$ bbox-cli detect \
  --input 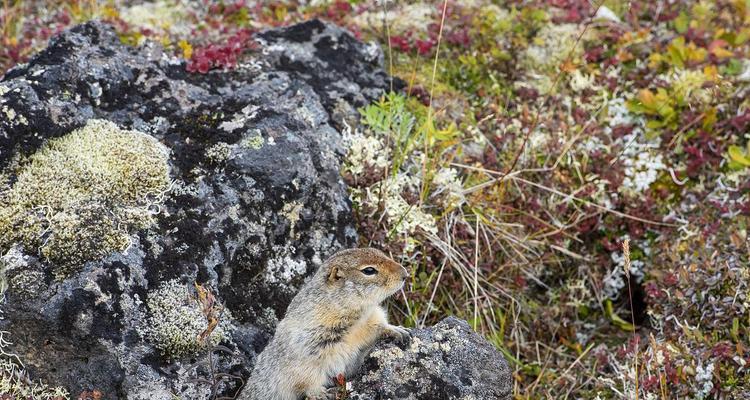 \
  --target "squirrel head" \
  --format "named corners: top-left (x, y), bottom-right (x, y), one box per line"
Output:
top-left (319, 248), bottom-right (408, 306)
